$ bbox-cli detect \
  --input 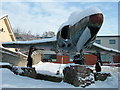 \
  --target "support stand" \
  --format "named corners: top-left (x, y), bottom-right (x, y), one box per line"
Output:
top-left (27, 46), bottom-right (35, 68)
top-left (56, 56), bottom-right (64, 75)
top-left (95, 52), bottom-right (103, 72)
